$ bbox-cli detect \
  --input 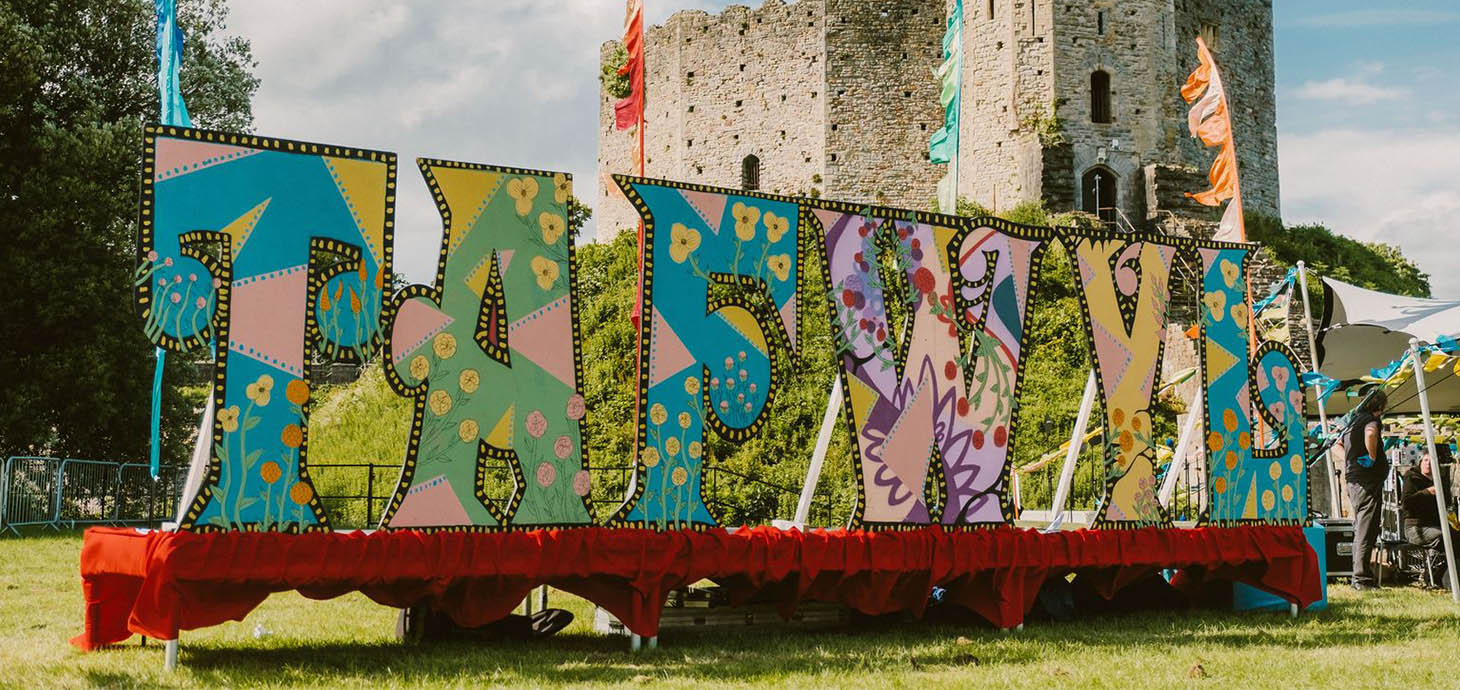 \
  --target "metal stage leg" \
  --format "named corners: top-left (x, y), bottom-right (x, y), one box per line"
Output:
top-left (164, 638), bottom-right (178, 671)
